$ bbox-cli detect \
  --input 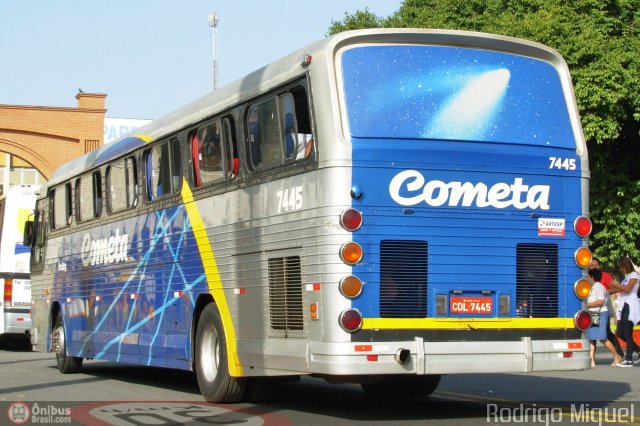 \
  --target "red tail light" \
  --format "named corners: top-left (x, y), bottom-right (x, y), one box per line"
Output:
top-left (574, 216), bottom-right (592, 237)
top-left (574, 310), bottom-right (592, 331)
top-left (339, 309), bottom-right (362, 332)
top-left (340, 209), bottom-right (363, 231)
top-left (3, 279), bottom-right (13, 303)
